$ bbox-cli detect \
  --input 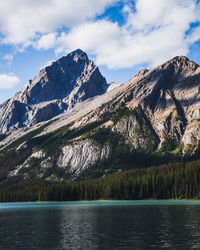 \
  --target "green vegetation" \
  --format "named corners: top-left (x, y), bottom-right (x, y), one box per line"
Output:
top-left (111, 106), bottom-right (132, 124)
top-left (1, 160), bottom-right (200, 202)
top-left (0, 117), bottom-right (107, 182)
top-left (0, 104), bottom-right (199, 193)
top-left (185, 144), bottom-right (194, 153)
top-left (86, 126), bottom-right (123, 146)
top-left (160, 135), bottom-right (179, 152)
top-left (0, 106), bottom-right (144, 181)
top-left (99, 105), bottom-right (134, 125)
